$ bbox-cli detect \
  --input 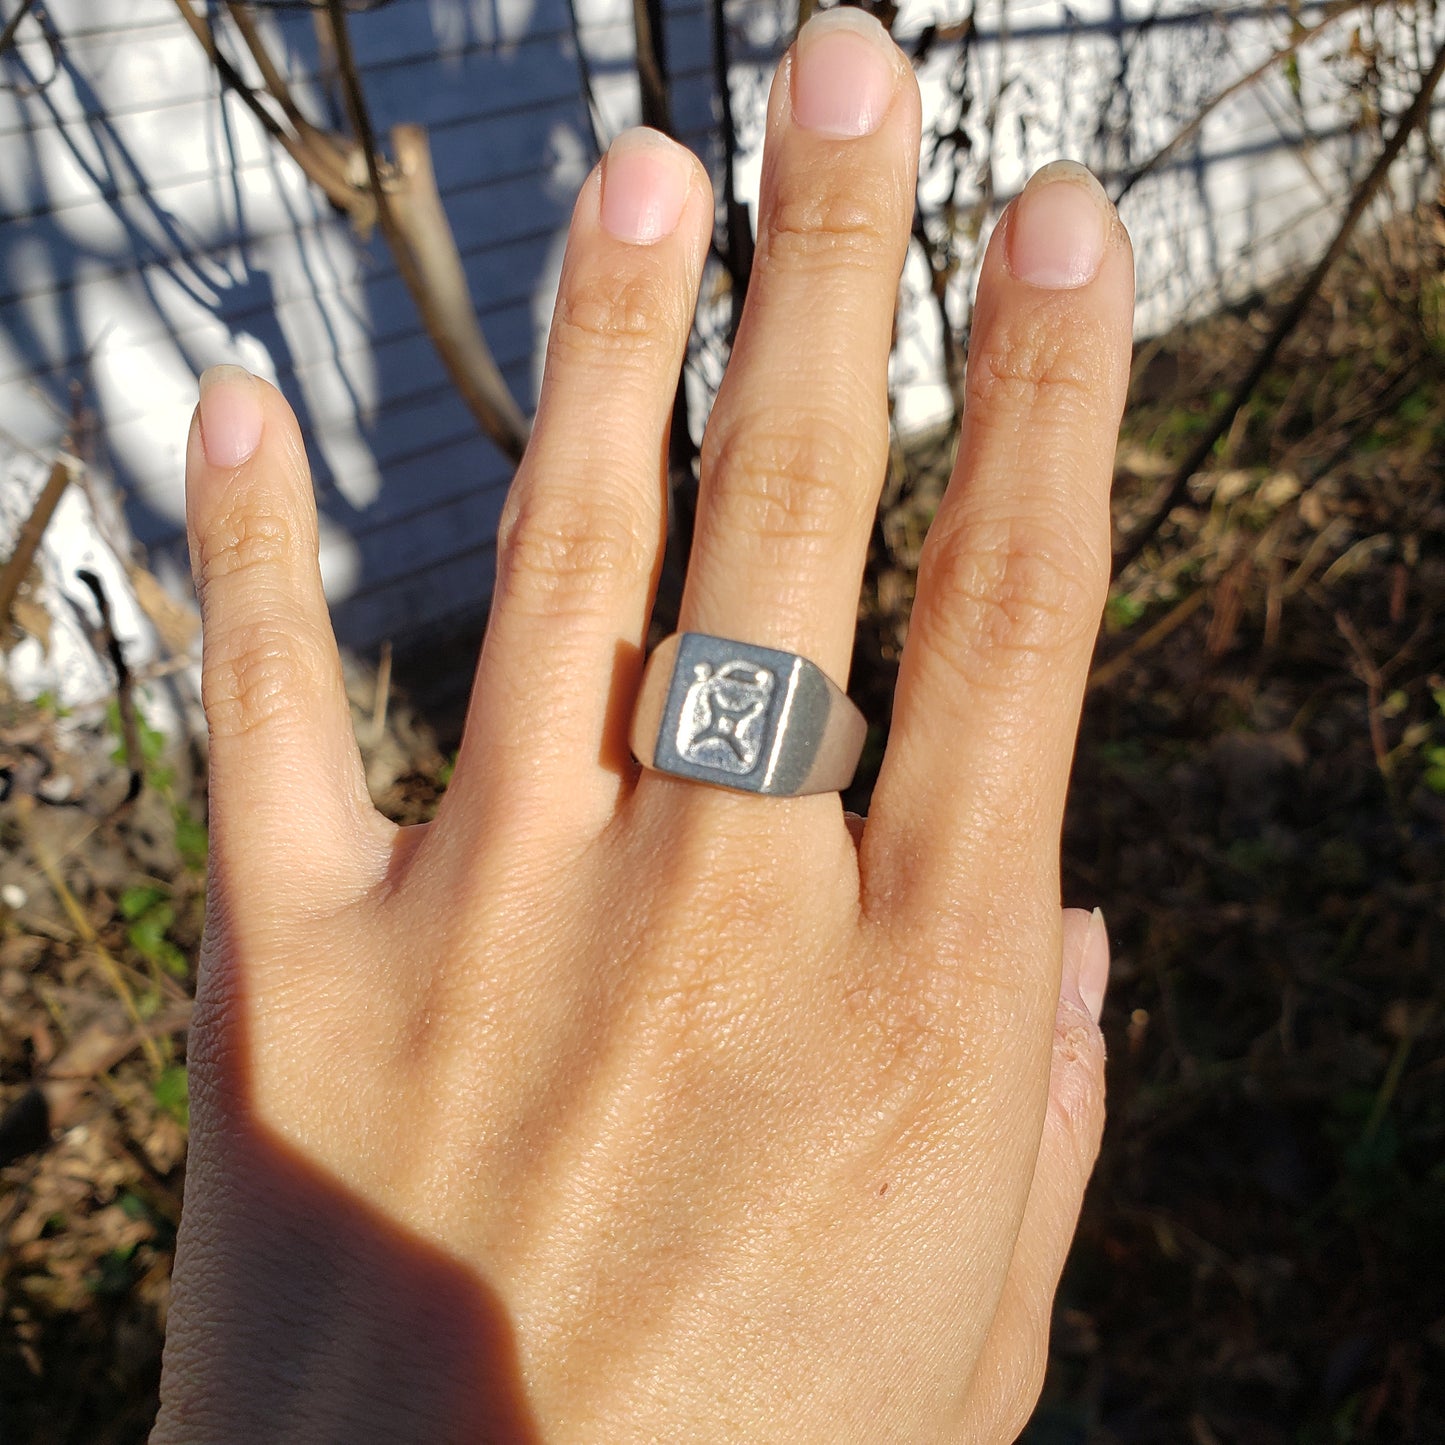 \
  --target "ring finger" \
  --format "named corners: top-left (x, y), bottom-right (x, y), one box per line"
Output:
top-left (674, 8), bottom-right (920, 691)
